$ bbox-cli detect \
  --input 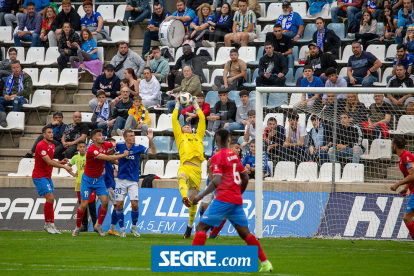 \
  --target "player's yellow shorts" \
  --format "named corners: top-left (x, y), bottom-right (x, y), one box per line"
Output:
top-left (177, 164), bottom-right (202, 191)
